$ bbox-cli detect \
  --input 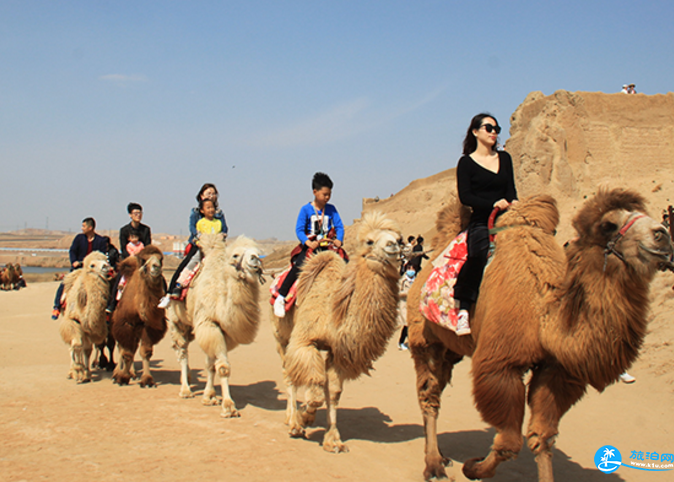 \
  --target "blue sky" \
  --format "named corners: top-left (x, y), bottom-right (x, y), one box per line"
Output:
top-left (1, 1), bottom-right (672, 240)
